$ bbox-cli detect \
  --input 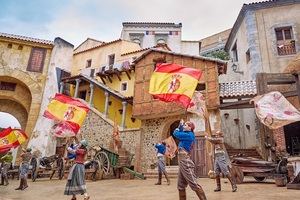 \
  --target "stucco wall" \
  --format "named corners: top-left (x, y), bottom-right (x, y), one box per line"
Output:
top-left (28, 38), bottom-right (74, 156)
